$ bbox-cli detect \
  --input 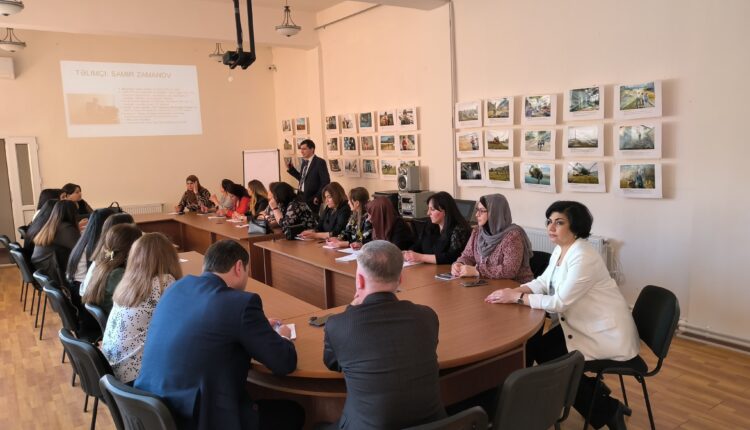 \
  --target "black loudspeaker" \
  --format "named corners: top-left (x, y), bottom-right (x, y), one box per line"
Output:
top-left (397, 165), bottom-right (420, 192)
